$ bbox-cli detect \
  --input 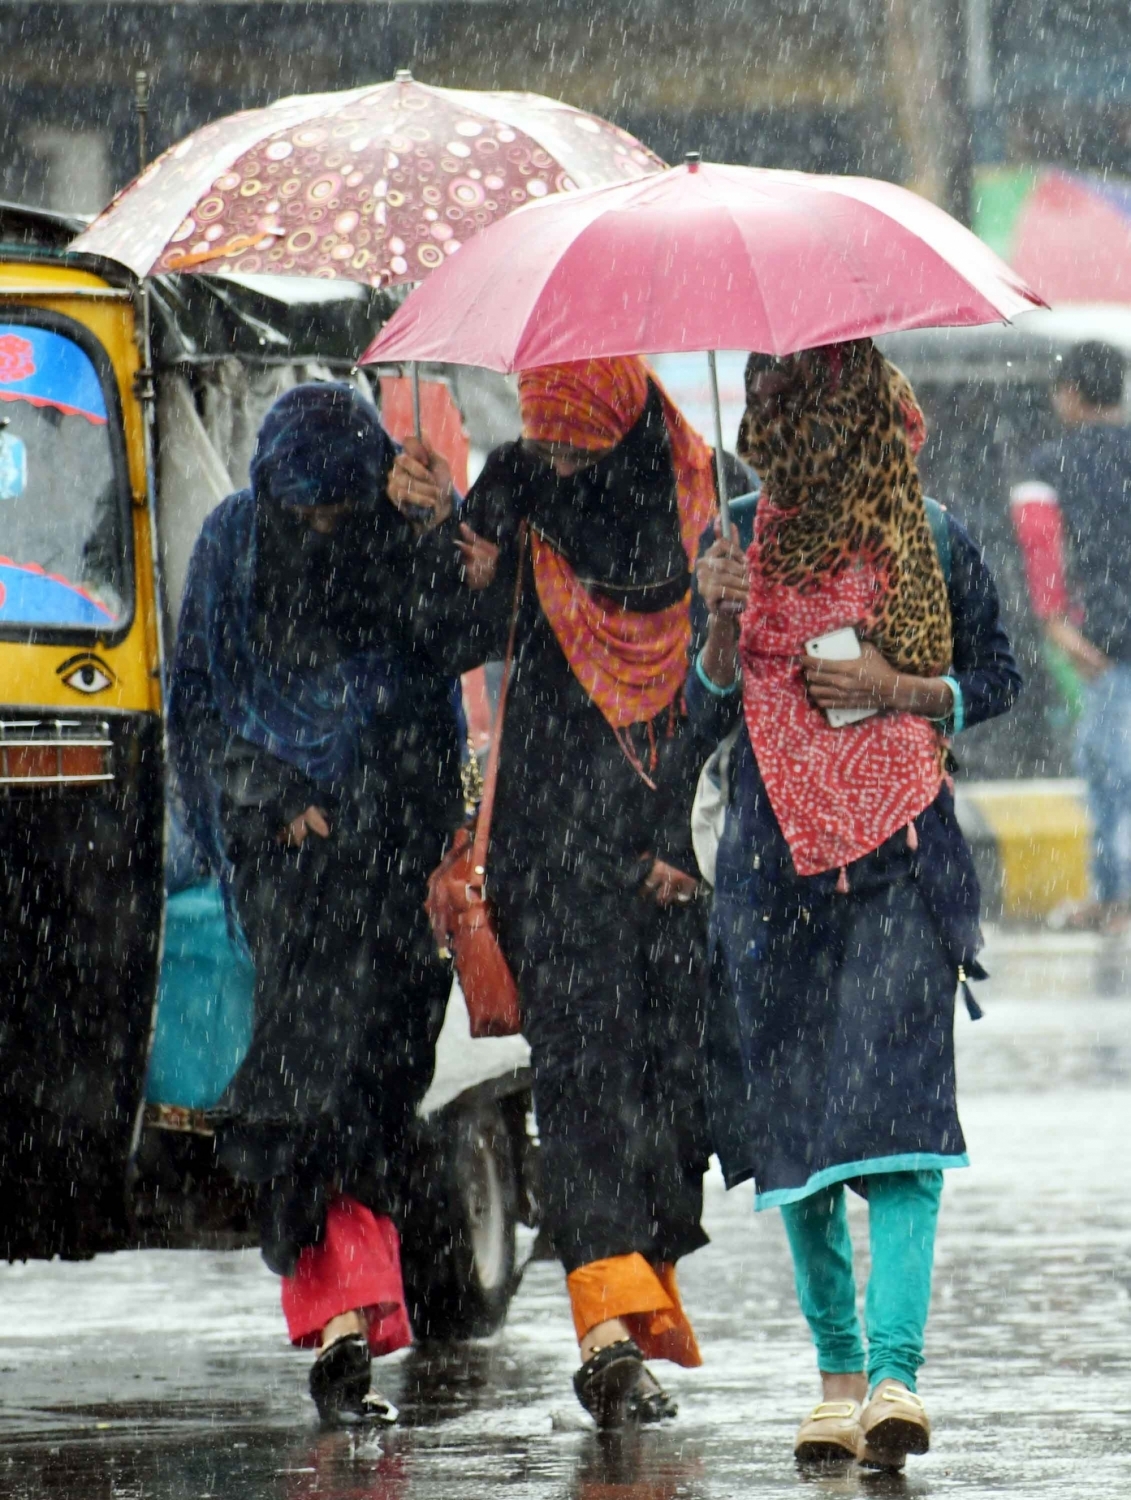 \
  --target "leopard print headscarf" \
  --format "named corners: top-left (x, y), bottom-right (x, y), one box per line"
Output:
top-left (737, 339), bottom-right (952, 677)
